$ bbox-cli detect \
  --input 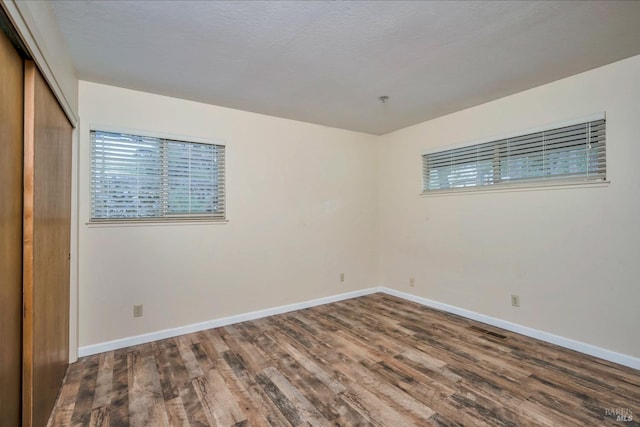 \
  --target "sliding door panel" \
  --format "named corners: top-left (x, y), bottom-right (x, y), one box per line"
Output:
top-left (0, 25), bottom-right (24, 427)
top-left (23, 61), bottom-right (72, 427)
